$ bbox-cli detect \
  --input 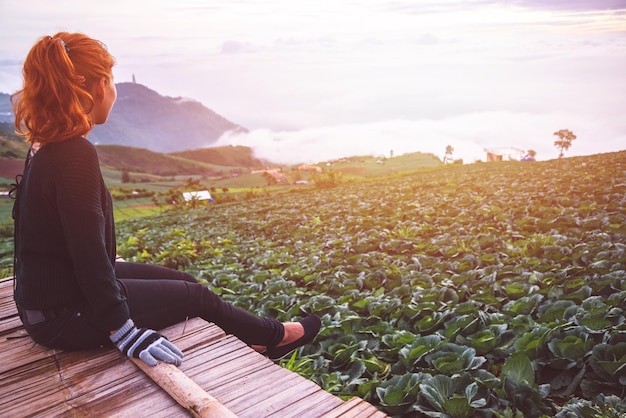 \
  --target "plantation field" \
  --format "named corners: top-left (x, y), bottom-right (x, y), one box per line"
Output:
top-left (111, 151), bottom-right (626, 417)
